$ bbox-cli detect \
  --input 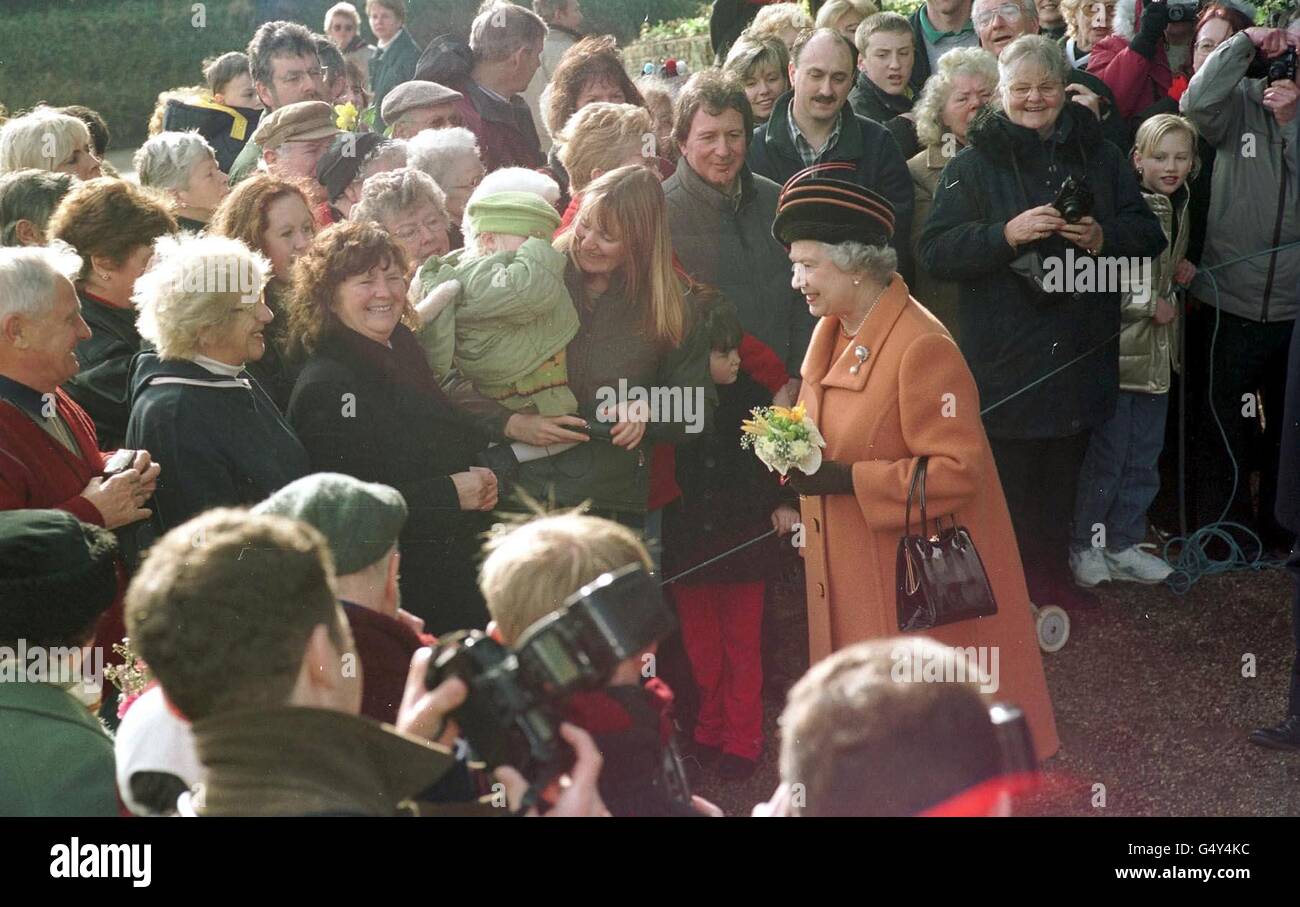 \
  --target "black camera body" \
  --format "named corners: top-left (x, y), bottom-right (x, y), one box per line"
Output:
top-left (1247, 45), bottom-right (1299, 82)
top-left (1052, 176), bottom-right (1094, 224)
top-left (425, 563), bottom-right (677, 782)
top-left (1165, 1), bottom-right (1197, 23)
